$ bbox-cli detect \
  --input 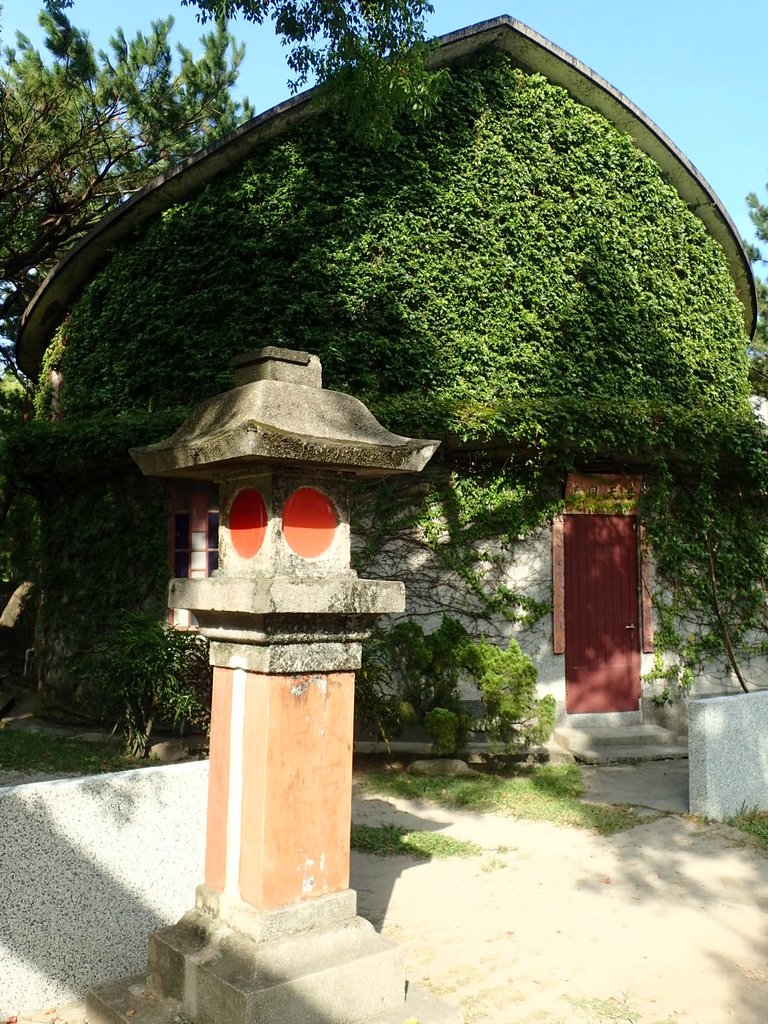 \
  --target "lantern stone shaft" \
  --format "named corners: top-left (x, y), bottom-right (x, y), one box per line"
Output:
top-left (86, 348), bottom-right (459, 1024)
